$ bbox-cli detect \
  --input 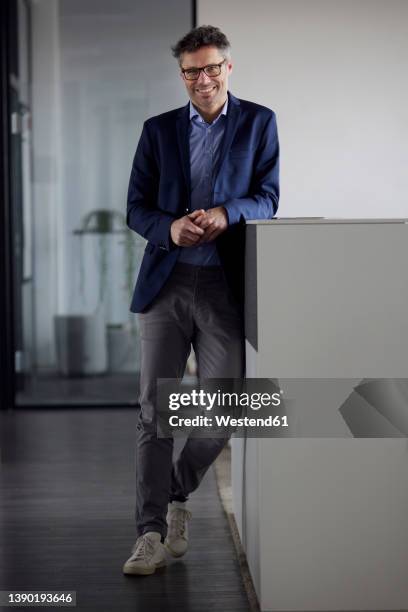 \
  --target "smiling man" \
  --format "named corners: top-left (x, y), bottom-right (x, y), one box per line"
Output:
top-left (123, 25), bottom-right (279, 575)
